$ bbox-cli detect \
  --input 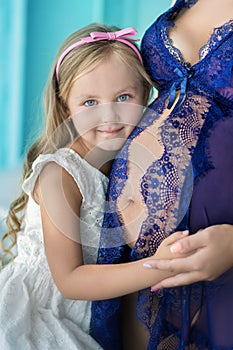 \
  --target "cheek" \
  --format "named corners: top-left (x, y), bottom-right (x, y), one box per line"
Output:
top-left (117, 103), bottom-right (144, 127)
top-left (79, 130), bottom-right (96, 144)
top-left (71, 109), bottom-right (100, 137)
top-left (124, 125), bottom-right (135, 137)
